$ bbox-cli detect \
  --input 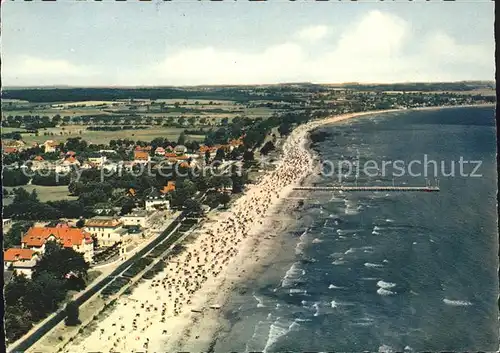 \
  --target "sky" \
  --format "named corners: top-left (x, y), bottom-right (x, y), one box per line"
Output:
top-left (1, 0), bottom-right (495, 87)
